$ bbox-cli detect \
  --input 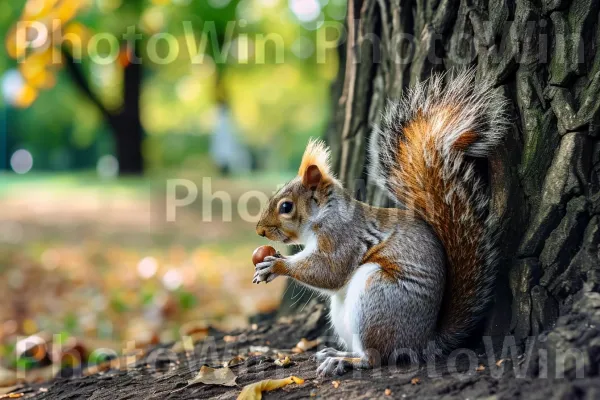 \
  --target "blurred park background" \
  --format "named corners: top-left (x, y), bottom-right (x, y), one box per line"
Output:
top-left (0, 0), bottom-right (344, 371)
